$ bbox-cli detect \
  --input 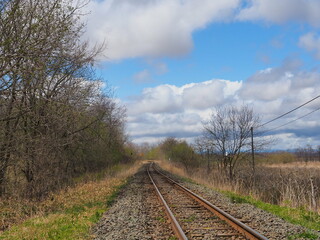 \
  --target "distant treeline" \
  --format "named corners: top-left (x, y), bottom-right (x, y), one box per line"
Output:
top-left (295, 145), bottom-right (320, 162)
top-left (0, 0), bottom-right (131, 199)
